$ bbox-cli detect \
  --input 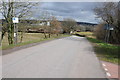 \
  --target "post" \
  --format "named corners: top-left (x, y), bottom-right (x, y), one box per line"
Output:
top-left (13, 4), bottom-right (18, 44)
top-left (14, 23), bottom-right (17, 44)
top-left (105, 24), bottom-right (110, 43)
top-left (105, 29), bottom-right (108, 42)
